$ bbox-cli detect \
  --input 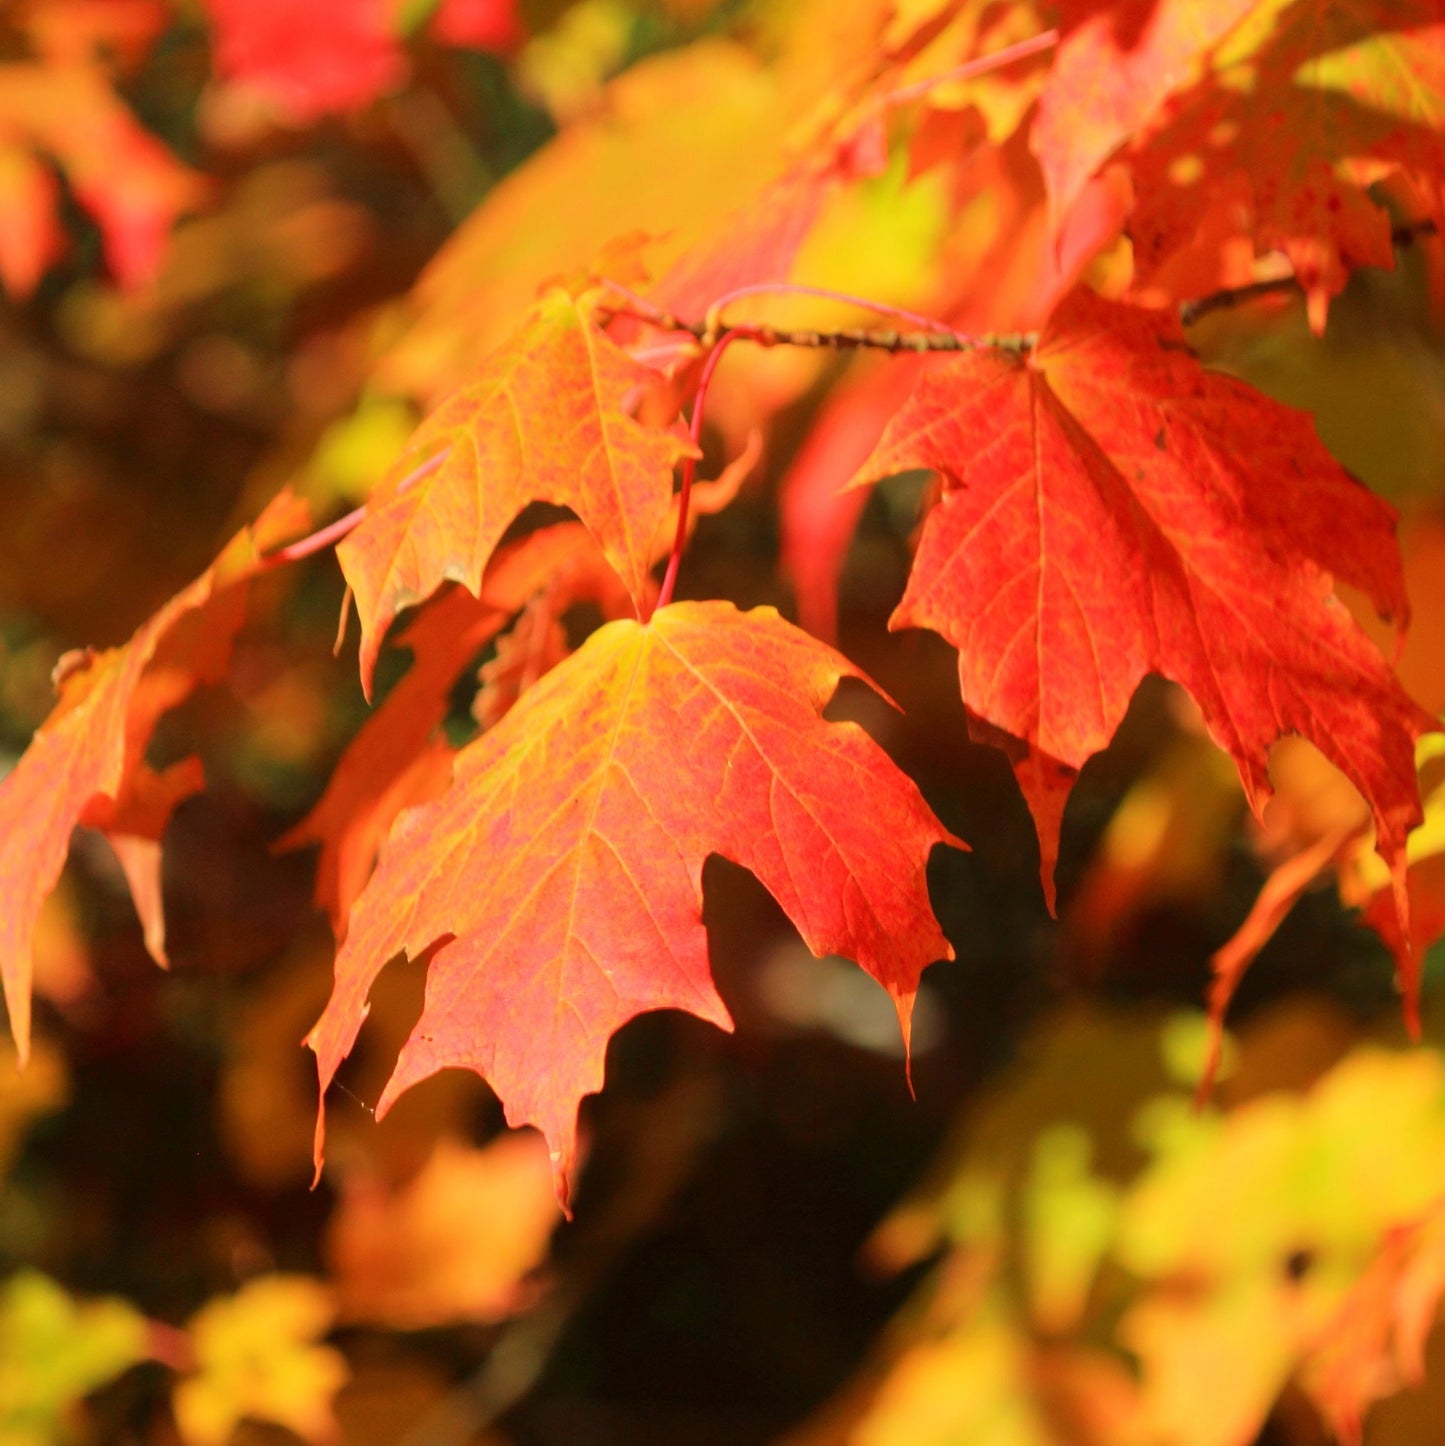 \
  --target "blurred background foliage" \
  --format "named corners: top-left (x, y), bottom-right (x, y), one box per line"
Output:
top-left (4, 0), bottom-right (1445, 1442)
